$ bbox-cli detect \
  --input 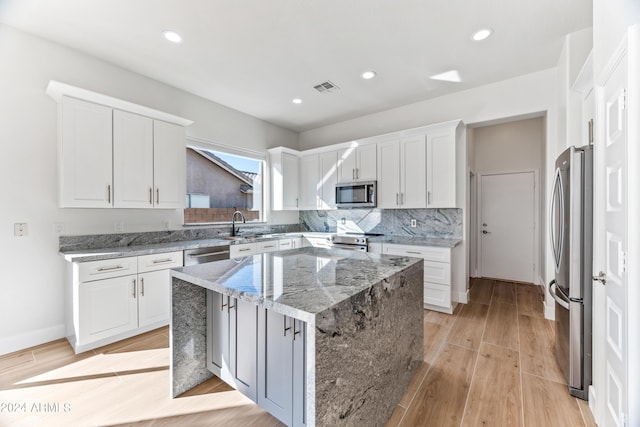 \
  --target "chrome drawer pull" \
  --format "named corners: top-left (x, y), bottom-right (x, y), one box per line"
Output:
top-left (188, 250), bottom-right (230, 258)
top-left (97, 265), bottom-right (123, 272)
top-left (152, 258), bottom-right (173, 264)
top-left (405, 251), bottom-right (422, 255)
top-left (239, 248), bottom-right (252, 252)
